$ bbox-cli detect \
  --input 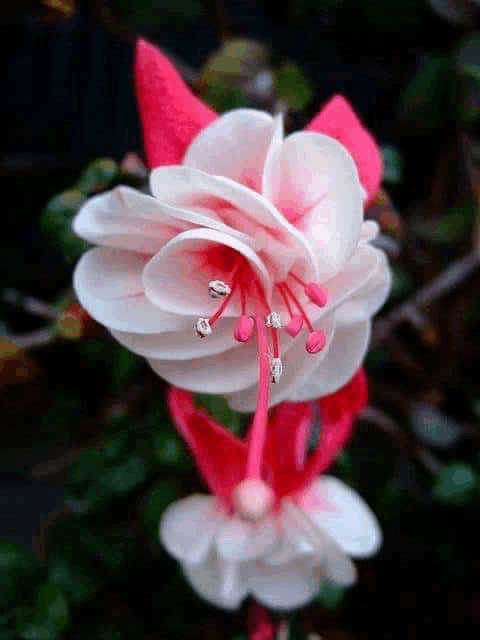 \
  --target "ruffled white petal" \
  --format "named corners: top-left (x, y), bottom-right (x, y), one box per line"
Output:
top-left (300, 476), bottom-right (382, 558)
top-left (159, 495), bottom-right (225, 565)
top-left (110, 317), bottom-right (237, 361)
top-left (73, 247), bottom-right (187, 333)
top-left (285, 319), bottom-right (371, 402)
top-left (262, 131), bottom-right (364, 280)
top-left (142, 227), bottom-right (272, 318)
top-left (147, 339), bottom-right (258, 394)
top-left (184, 109), bottom-right (276, 190)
